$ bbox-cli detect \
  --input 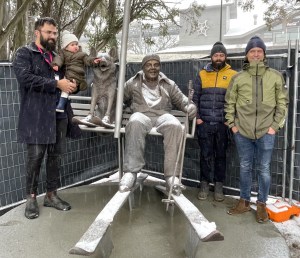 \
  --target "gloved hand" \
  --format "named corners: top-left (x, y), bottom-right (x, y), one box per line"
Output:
top-left (185, 103), bottom-right (197, 120)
